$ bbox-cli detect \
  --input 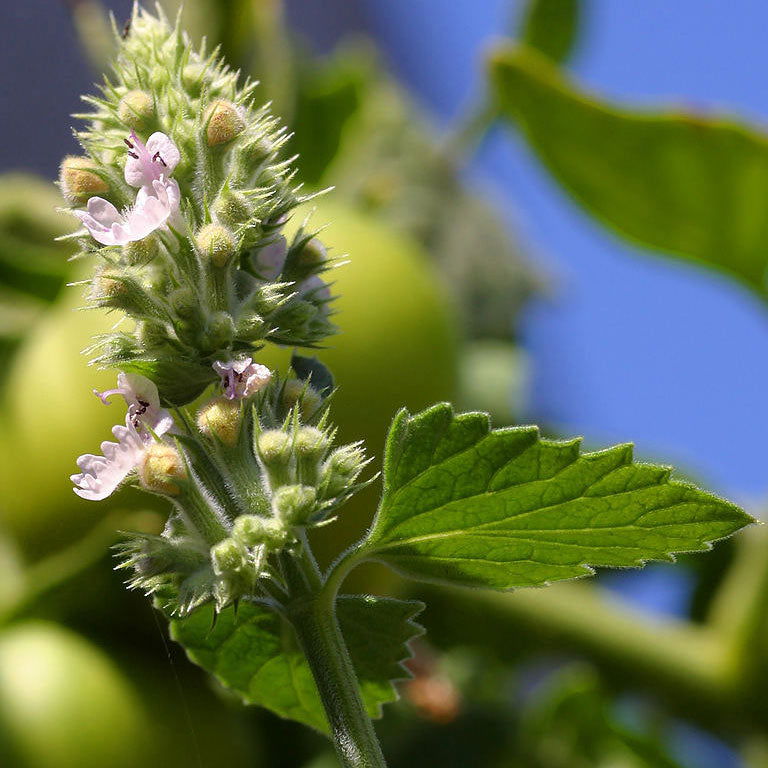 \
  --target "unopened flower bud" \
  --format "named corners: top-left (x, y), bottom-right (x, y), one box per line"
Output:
top-left (255, 429), bottom-right (293, 487)
top-left (138, 443), bottom-right (187, 496)
top-left (294, 426), bottom-right (330, 485)
top-left (59, 156), bottom-right (108, 203)
top-left (197, 397), bottom-right (242, 445)
top-left (272, 485), bottom-right (317, 526)
top-left (210, 538), bottom-right (246, 576)
top-left (232, 515), bottom-right (288, 549)
top-left (256, 429), bottom-right (292, 464)
top-left (181, 64), bottom-right (205, 96)
top-left (213, 188), bottom-right (251, 228)
top-left (321, 444), bottom-right (366, 497)
top-left (122, 235), bottom-right (160, 265)
top-left (299, 238), bottom-right (328, 267)
top-left (205, 99), bottom-right (245, 146)
top-left (118, 90), bottom-right (155, 130)
top-left (202, 311), bottom-right (235, 350)
top-left (196, 224), bottom-right (236, 267)
top-left (282, 379), bottom-right (324, 421)
top-left (137, 320), bottom-right (170, 349)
